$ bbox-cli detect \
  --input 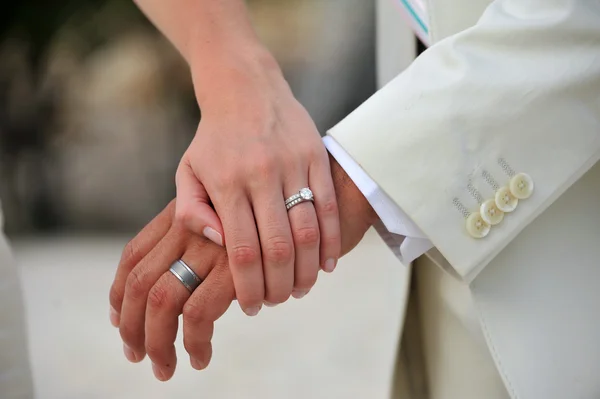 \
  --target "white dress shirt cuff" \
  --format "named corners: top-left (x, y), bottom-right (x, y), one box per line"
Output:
top-left (323, 135), bottom-right (434, 264)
